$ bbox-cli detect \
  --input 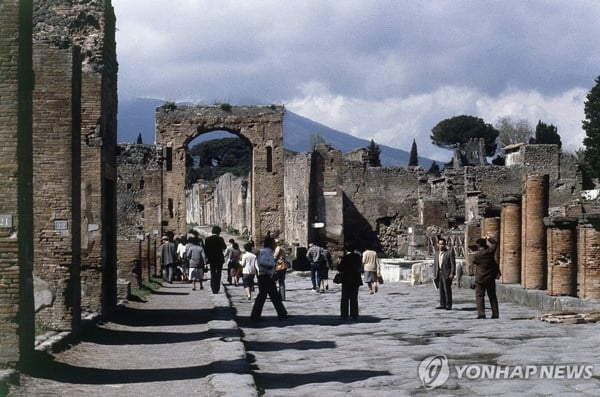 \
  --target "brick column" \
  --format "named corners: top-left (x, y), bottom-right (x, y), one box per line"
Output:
top-left (545, 217), bottom-right (577, 296)
top-left (464, 222), bottom-right (481, 276)
top-left (32, 42), bottom-right (81, 331)
top-left (500, 195), bottom-right (521, 284)
top-left (481, 214), bottom-right (500, 265)
top-left (577, 216), bottom-right (600, 300)
top-left (0, 0), bottom-right (34, 369)
top-left (521, 174), bottom-right (548, 289)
